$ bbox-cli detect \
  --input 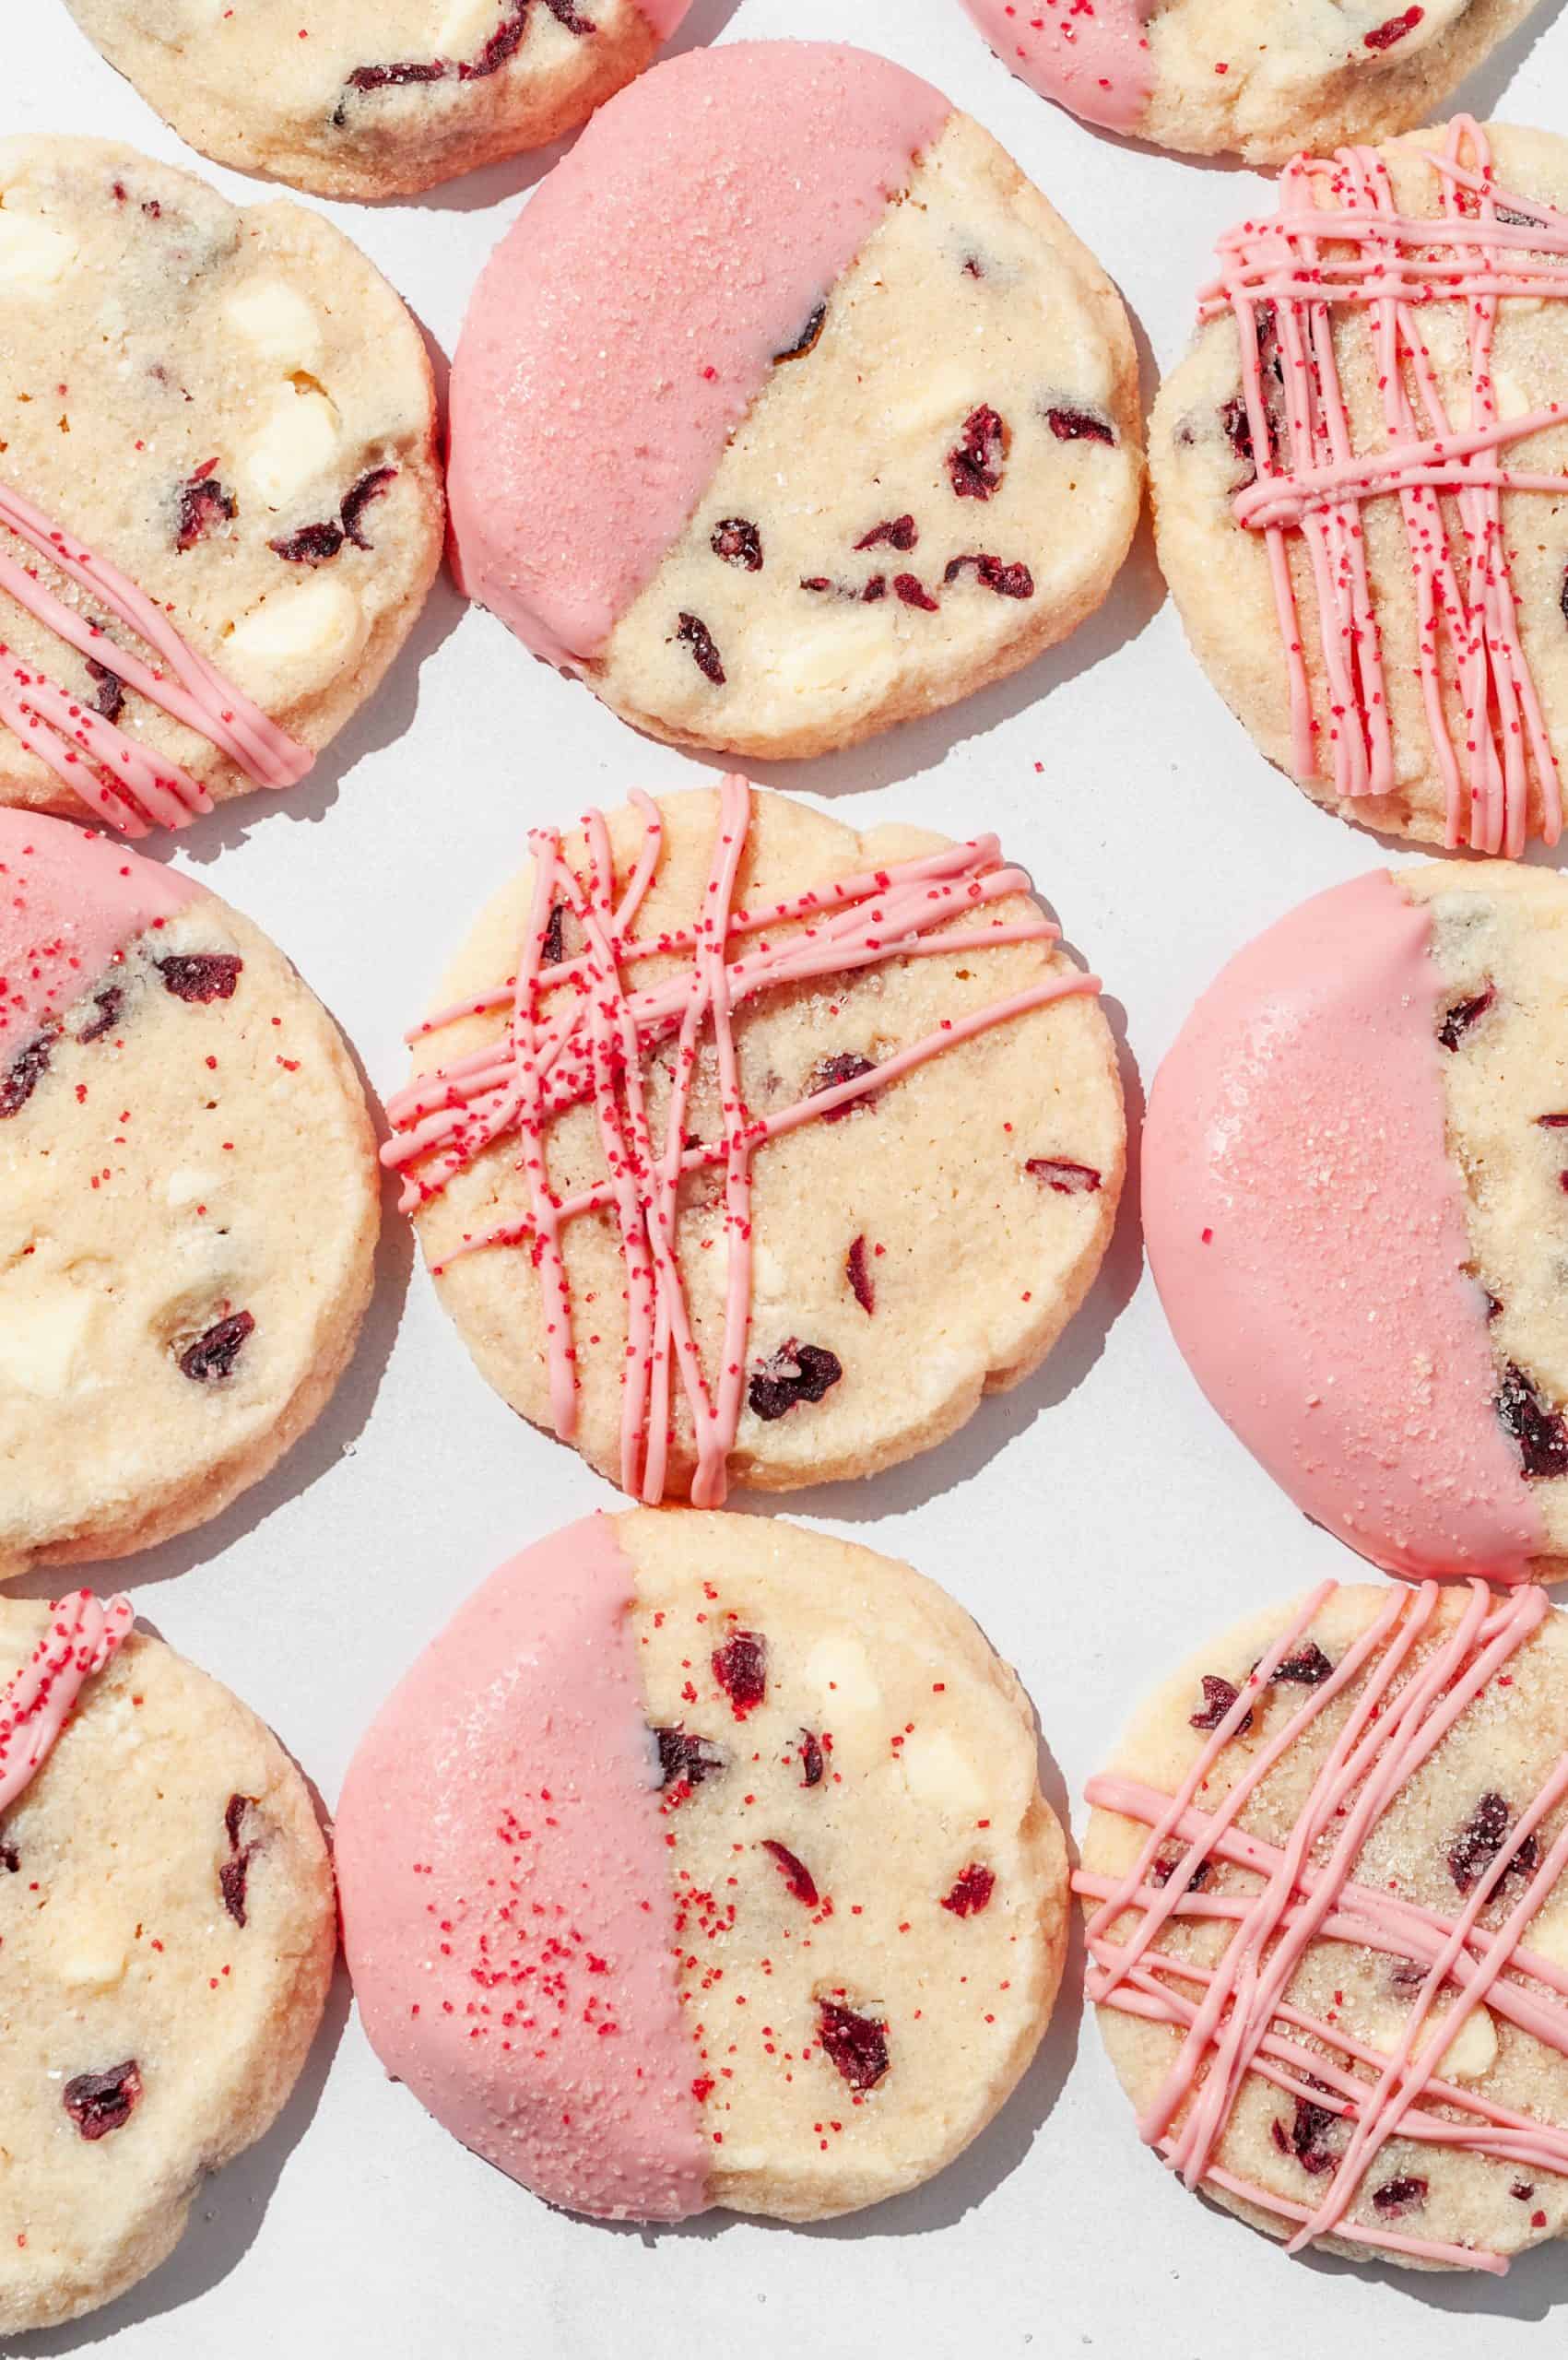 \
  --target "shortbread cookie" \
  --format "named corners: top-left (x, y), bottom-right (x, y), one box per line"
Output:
top-left (0, 1588), bottom-right (336, 2331)
top-left (1145, 863), bottom-right (1568, 1585)
top-left (1079, 1576), bottom-right (1568, 2273)
top-left (65, 0), bottom-right (692, 202)
top-left (1151, 119), bottom-right (1568, 856)
top-left (0, 809), bottom-right (380, 1579)
top-left (383, 776), bottom-right (1125, 1504)
top-left (447, 41), bottom-right (1142, 762)
top-left (0, 136), bottom-right (442, 834)
top-left (337, 1510), bottom-right (1068, 2222)
top-left (959, 0), bottom-right (1539, 163)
